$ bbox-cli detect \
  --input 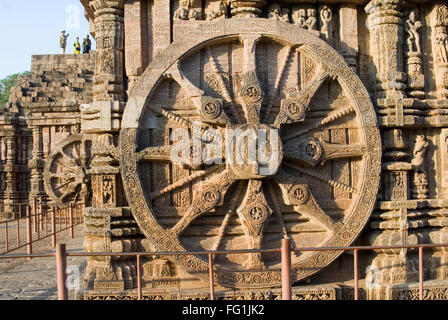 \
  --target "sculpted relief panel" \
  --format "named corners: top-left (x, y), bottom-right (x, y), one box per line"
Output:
top-left (120, 19), bottom-right (381, 289)
top-left (4, 0), bottom-right (448, 299)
